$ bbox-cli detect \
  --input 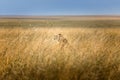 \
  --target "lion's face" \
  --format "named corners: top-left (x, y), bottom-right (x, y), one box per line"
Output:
top-left (53, 34), bottom-right (62, 41)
